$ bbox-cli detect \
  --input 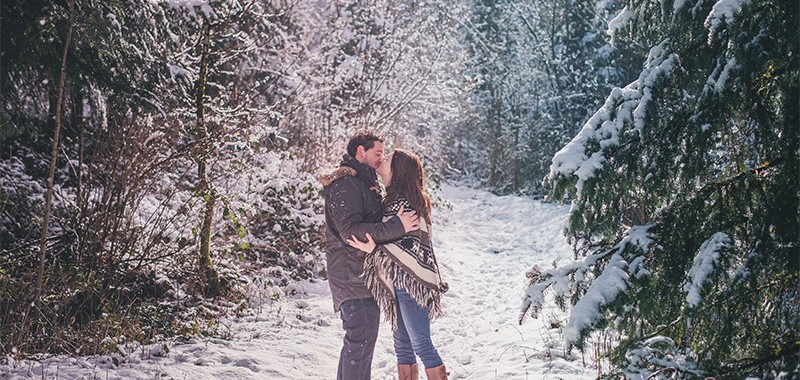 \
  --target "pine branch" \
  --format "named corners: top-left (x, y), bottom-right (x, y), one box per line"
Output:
top-left (721, 341), bottom-right (800, 375)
